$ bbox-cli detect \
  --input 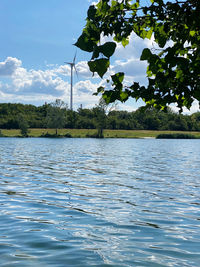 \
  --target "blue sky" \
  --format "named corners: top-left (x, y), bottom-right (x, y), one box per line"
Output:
top-left (0, 0), bottom-right (198, 113)
top-left (0, 0), bottom-right (90, 67)
top-left (0, 0), bottom-right (147, 111)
